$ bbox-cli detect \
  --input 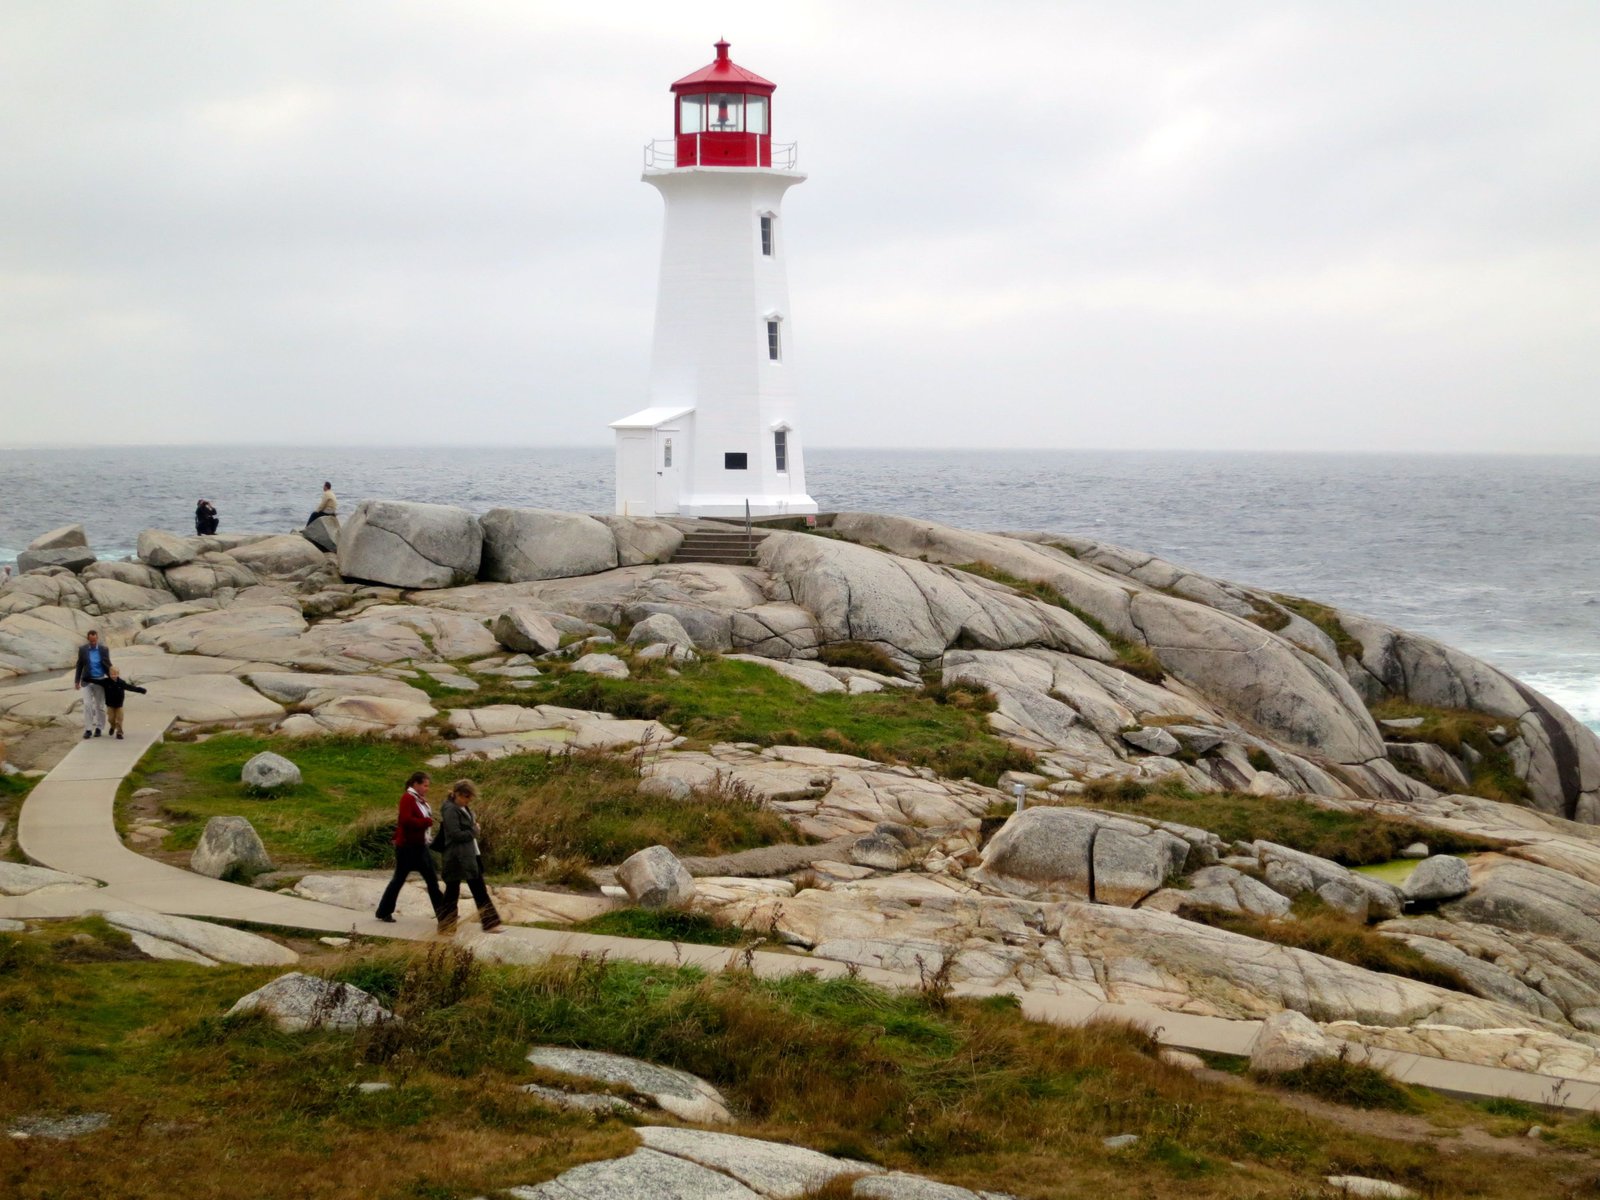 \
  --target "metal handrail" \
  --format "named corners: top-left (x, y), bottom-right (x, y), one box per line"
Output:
top-left (643, 138), bottom-right (799, 171)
